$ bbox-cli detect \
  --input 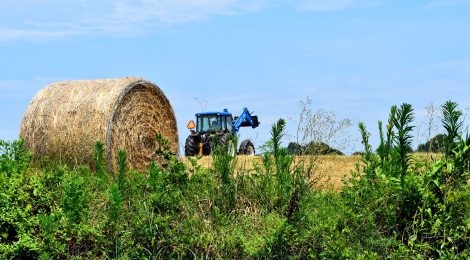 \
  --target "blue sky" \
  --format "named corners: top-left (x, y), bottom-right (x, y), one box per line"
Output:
top-left (1, 0), bottom-right (470, 153)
